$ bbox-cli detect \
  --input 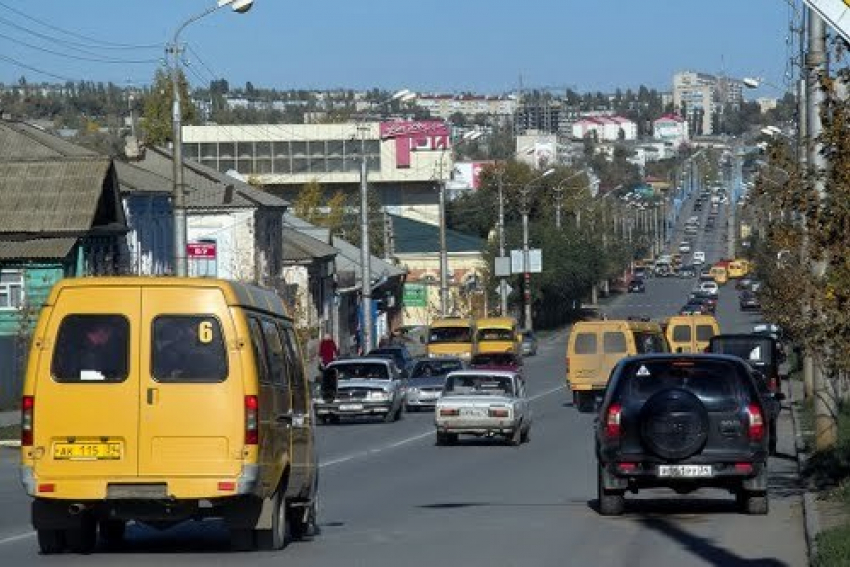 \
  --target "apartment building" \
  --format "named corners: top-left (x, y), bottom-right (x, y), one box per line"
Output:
top-left (672, 71), bottom-right (743, 136)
